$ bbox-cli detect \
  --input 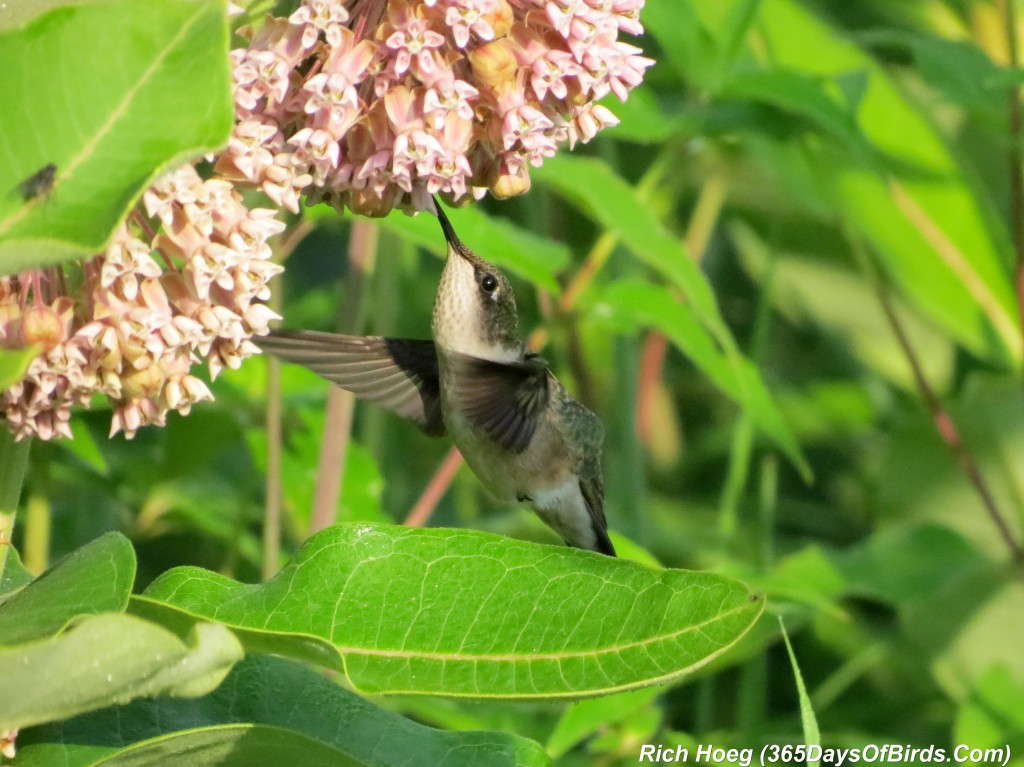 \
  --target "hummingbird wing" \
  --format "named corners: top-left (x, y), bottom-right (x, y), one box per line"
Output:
top-left (257, 330), bottom-right (445, 436)
top-left (447, 352), bottom-right (550, 454)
